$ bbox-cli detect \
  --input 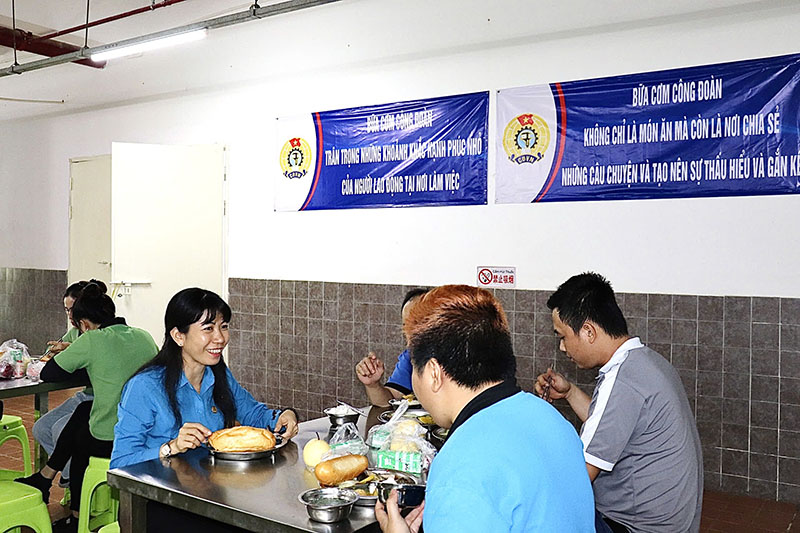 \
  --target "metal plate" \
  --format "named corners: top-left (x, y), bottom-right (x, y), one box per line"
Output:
top-left (378, 409), bottom-right (433, 425)
top-left (388, 398), bottom-right (421, 408)
top-left (207, 434), bottom-right (287, 460)
top-left (431, 426), bottom-right (449, 442)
